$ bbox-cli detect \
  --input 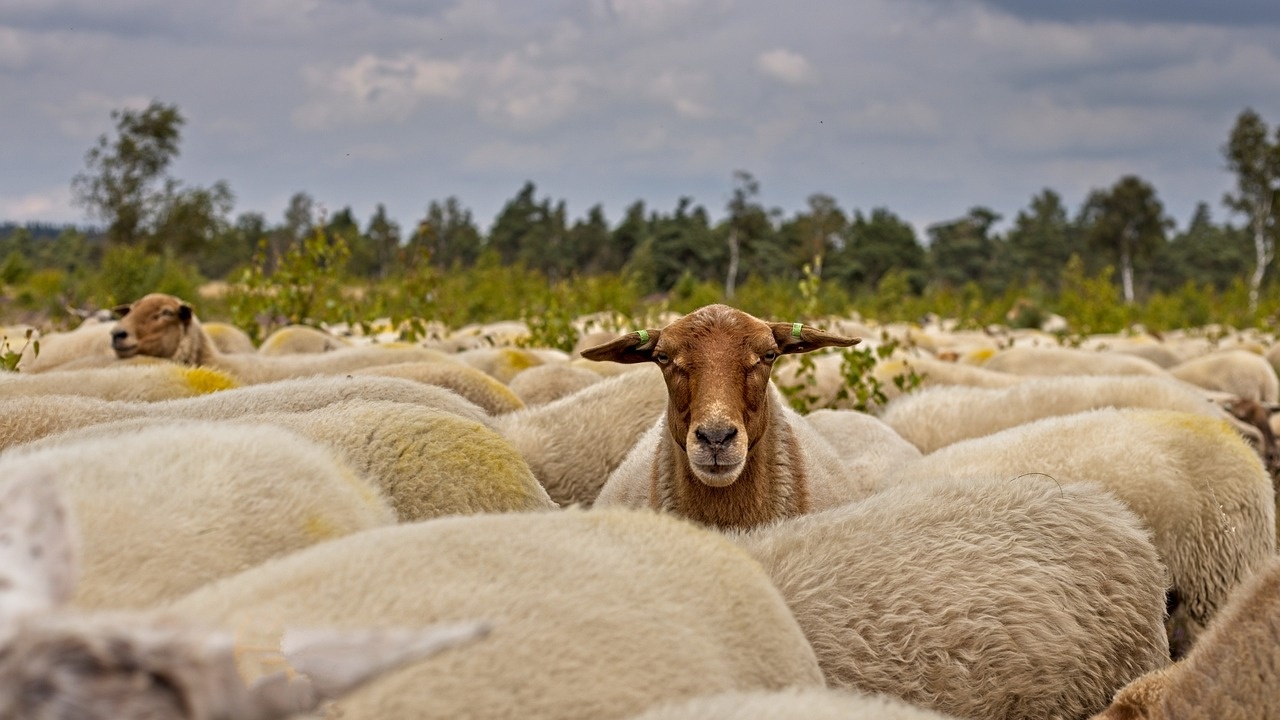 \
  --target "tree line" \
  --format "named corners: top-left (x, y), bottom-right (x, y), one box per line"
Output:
top-left (1, 101), bottom-right (1277, 327)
